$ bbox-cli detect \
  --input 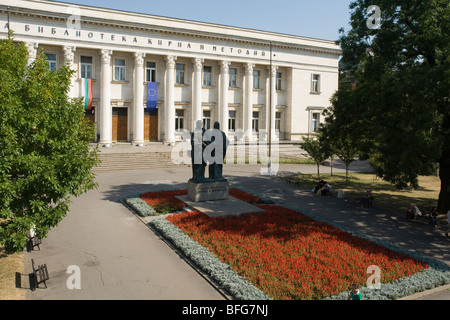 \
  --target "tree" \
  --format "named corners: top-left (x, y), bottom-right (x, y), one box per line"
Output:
top-left (320, 94), bottom-right (362, 182)
top-left (328, 0), bottom-right (450, 213)
top-left (0, 35), bottom-right (99, 253)
top-left (300, 136), bottom-right (330, 178)
top-left (333, 134), bottom-right (360, 182)
top-left (318, 132), bottom-right (336, 177)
